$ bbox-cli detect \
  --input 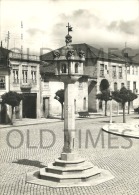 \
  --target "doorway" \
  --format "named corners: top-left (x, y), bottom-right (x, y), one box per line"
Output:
top-left (22, 93), bottom-right (37, 118)
top-left (0, 103), bottom-right (6, 123)
top-left (43, 97), bottom-right (50, 118)
top-left (83, 97), bottom-right (86, 110)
